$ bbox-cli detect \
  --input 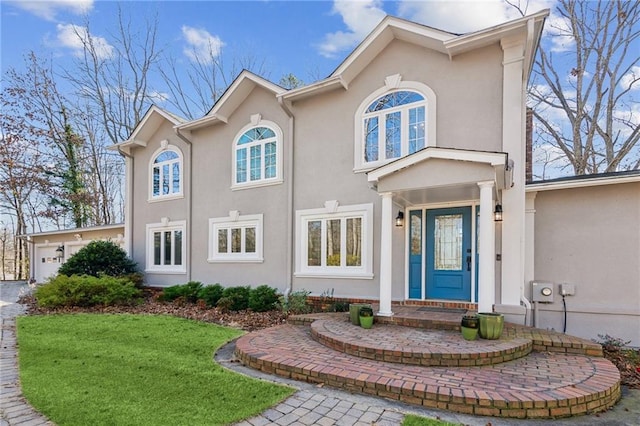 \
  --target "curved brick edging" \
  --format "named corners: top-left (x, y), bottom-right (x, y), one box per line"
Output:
top-left (236, 324), bottom-right (621, 419)
top-left (310, 319), bottom-right (532, 366)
